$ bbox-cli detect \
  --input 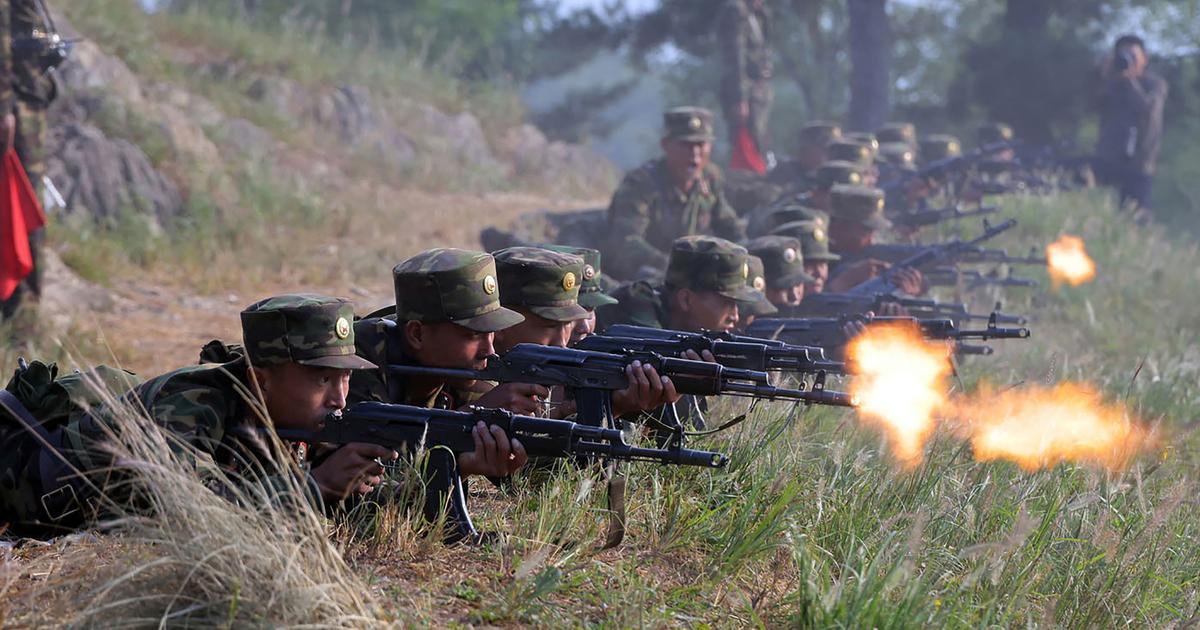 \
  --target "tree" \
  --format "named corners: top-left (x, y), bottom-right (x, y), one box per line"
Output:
top-left (847, 0), bottom-right (890, 131)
